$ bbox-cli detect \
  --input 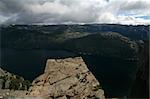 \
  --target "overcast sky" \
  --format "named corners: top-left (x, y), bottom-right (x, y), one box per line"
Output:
top-left (0, 0), bottom-right (150, 25)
